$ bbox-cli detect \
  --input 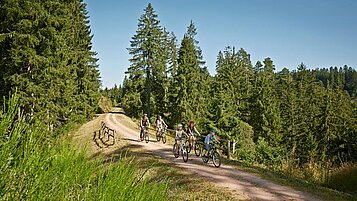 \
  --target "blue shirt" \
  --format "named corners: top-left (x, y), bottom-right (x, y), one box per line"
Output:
top-left (205, 133), bottom-right (216, 144)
